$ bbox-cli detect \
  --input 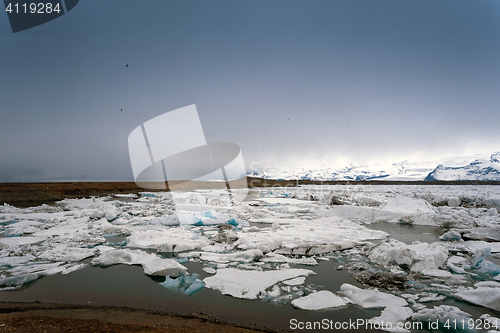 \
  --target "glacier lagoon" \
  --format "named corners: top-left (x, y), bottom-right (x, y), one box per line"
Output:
top-left (1, 185), bottom-right (500, 332)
